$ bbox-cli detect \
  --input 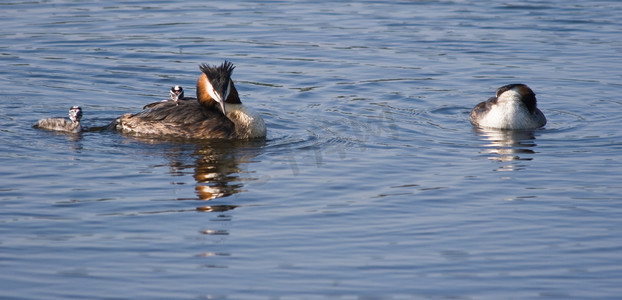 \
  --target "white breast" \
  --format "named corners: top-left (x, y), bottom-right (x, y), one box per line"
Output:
top-left (478, 100), bottom-right (526, 129)
top-left (477, 92), bottom-right (544, 130)
top-left (225, 104), bottom-right (267, 139)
